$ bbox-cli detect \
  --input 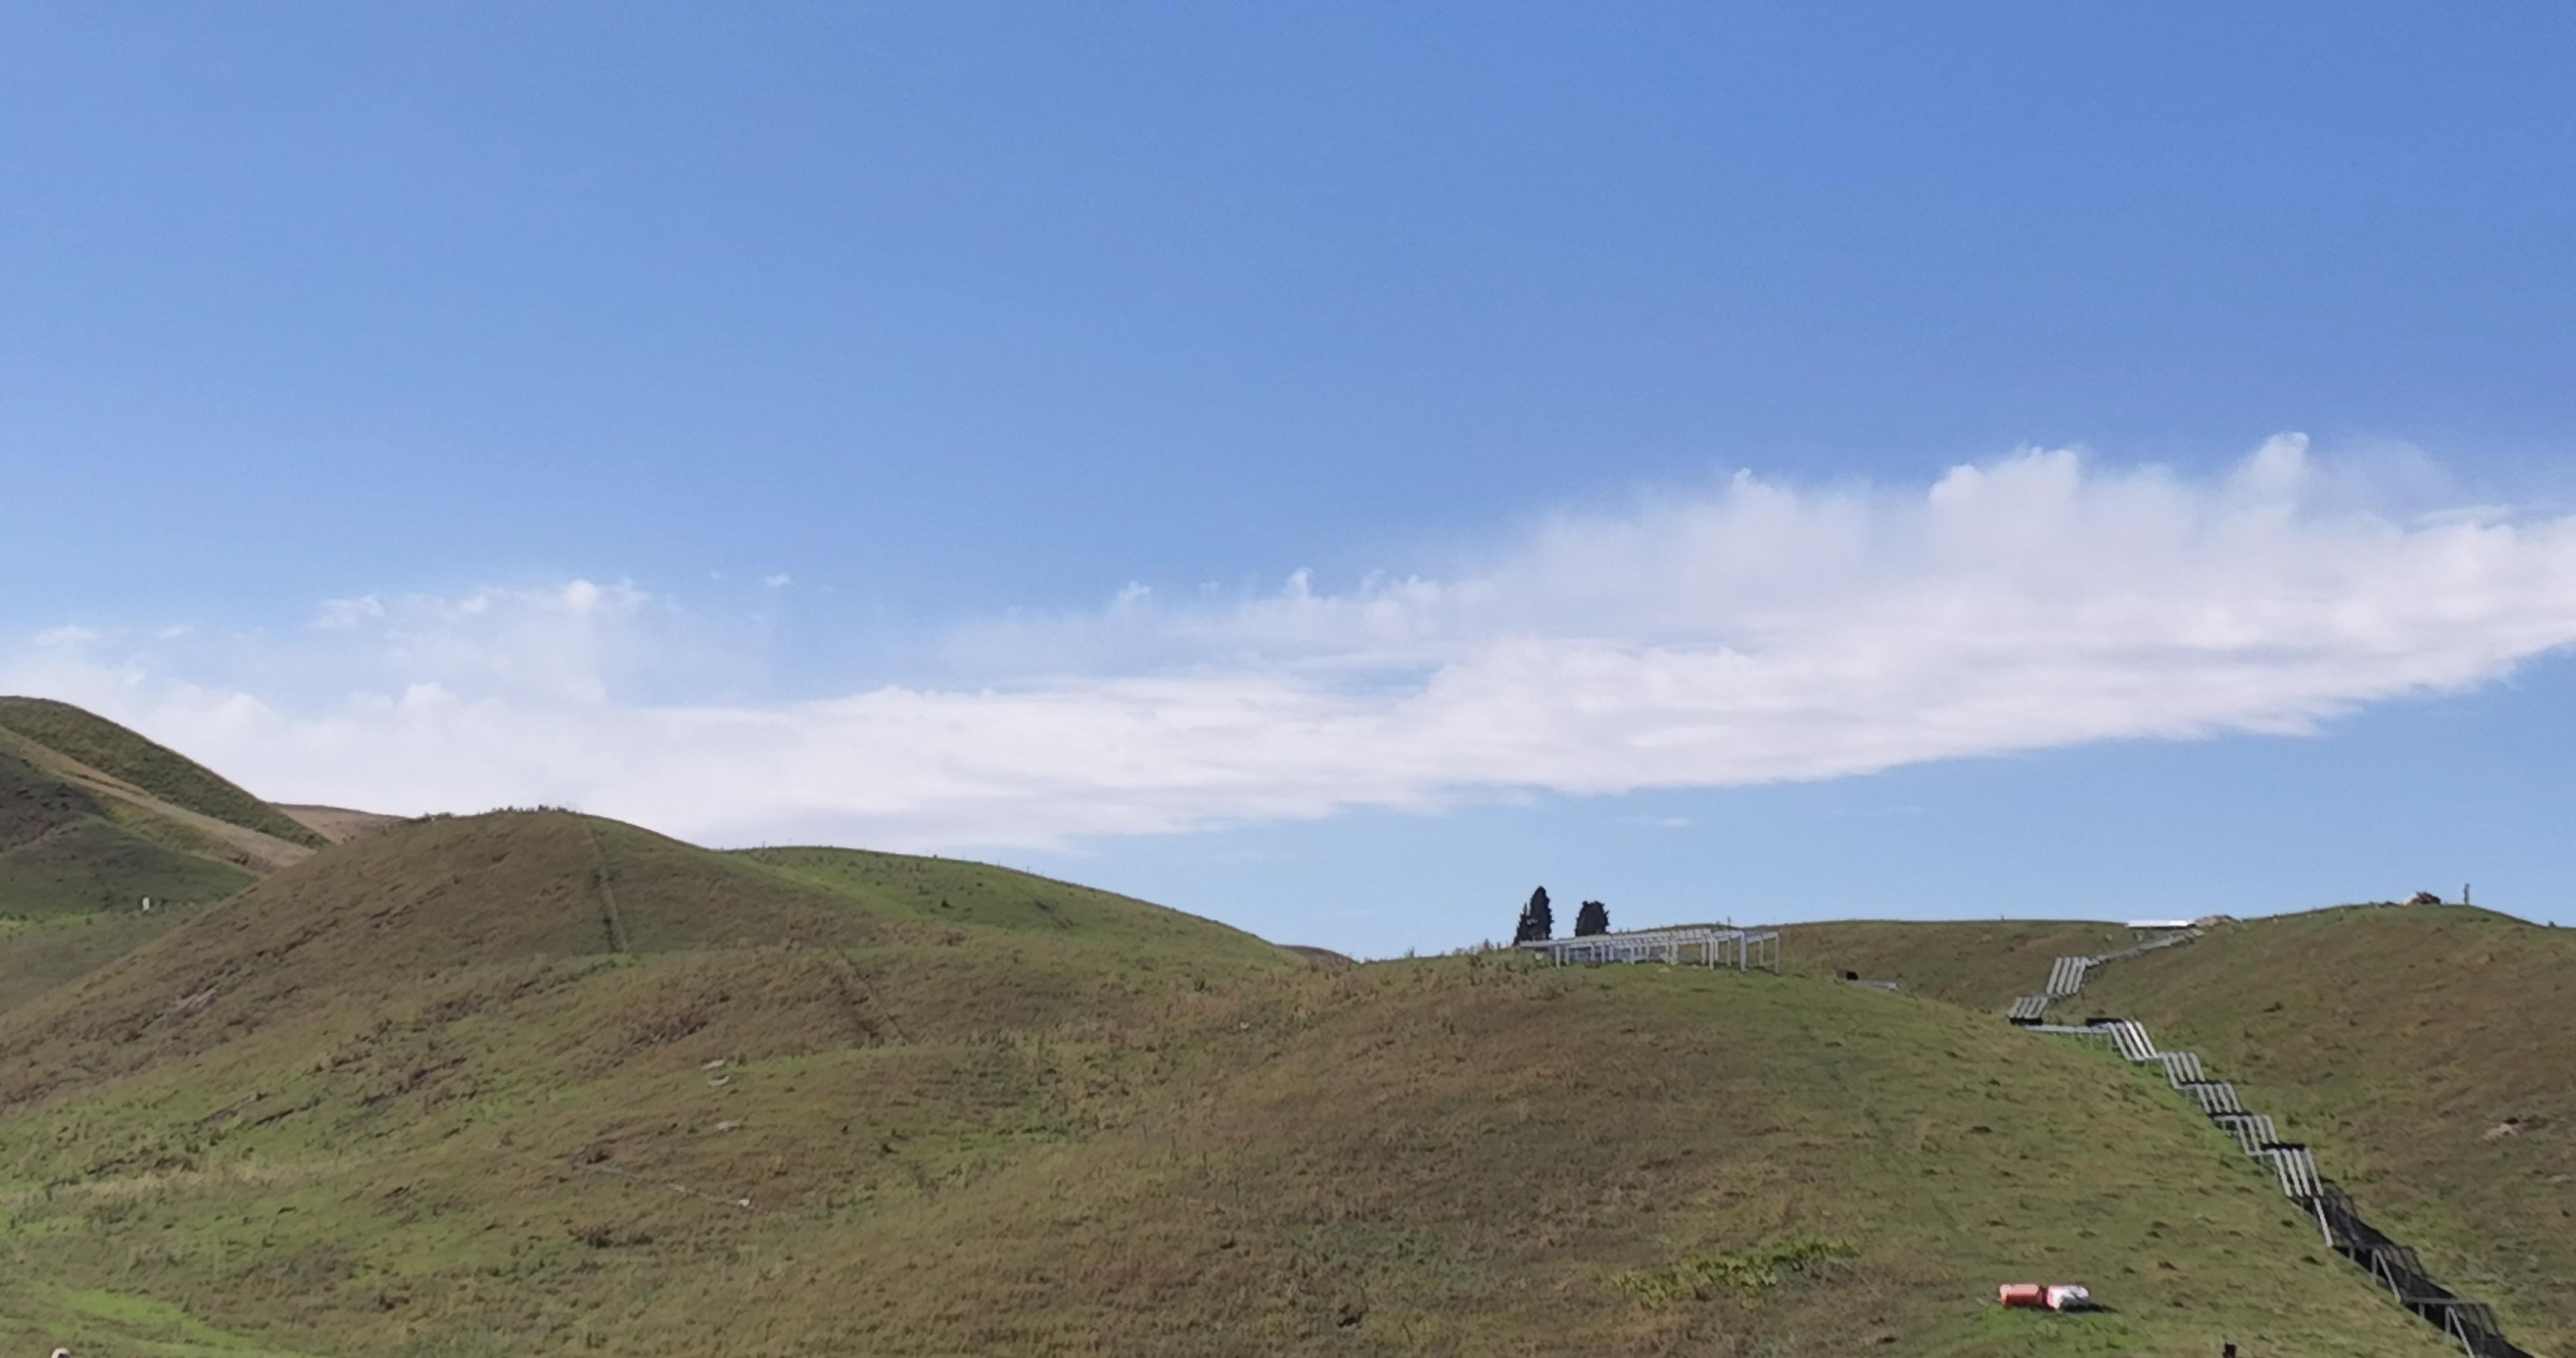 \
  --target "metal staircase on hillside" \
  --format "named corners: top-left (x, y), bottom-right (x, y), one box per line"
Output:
top-left (2009, 940), bottom-right (2533, 1358)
